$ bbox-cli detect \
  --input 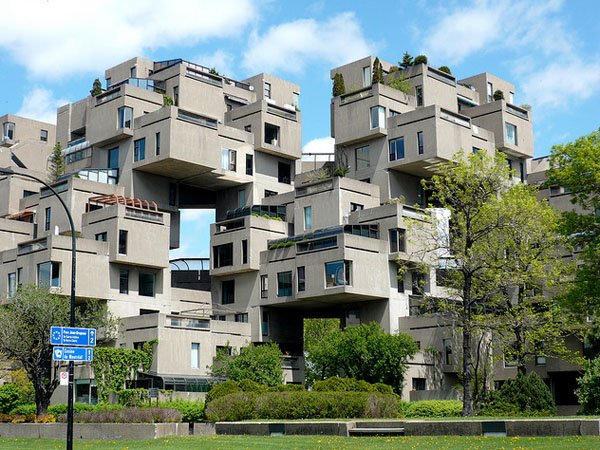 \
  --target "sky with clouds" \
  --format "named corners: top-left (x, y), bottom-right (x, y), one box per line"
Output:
top-left (1, 0), bottom-right (598, 258)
